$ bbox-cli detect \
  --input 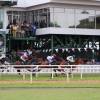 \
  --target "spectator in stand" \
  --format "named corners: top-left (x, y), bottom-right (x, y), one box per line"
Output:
top-left (32, 23), bottom-right (36, 36)
top-left (21, 23), bottom-right (25, 38)
top-left (7, 22), bottom-right (13, 37)
top-left (12, 19), bottom-right (19, 38)
top-left (29, 23), bottom-right (36, 37)
top-left (22, 21), bottom-right (30, 37)
top-left (43, 20), bottom-right (47, 28)
top-left (95, 51), bottom-right (100, 64)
